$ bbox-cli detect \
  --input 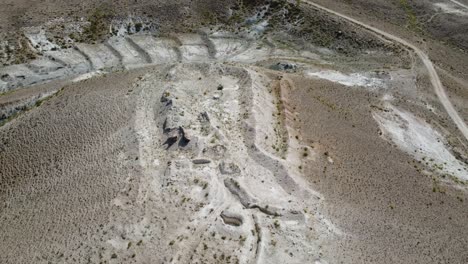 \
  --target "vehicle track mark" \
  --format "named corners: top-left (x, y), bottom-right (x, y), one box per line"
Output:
top-left (126, 37), bottom-right (153, 64)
